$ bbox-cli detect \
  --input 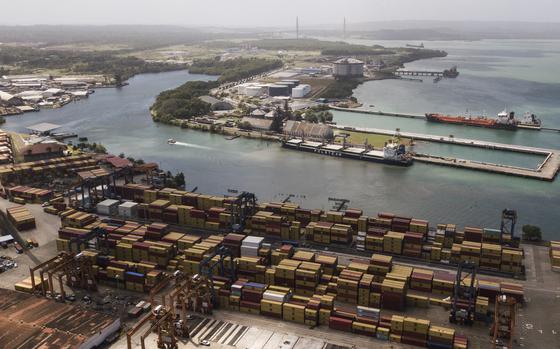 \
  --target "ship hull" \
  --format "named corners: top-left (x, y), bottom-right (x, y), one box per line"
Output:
top-left (282, 142), bottom-right (413, 167)
top-left (425, 114), bottom-right (517, 130)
